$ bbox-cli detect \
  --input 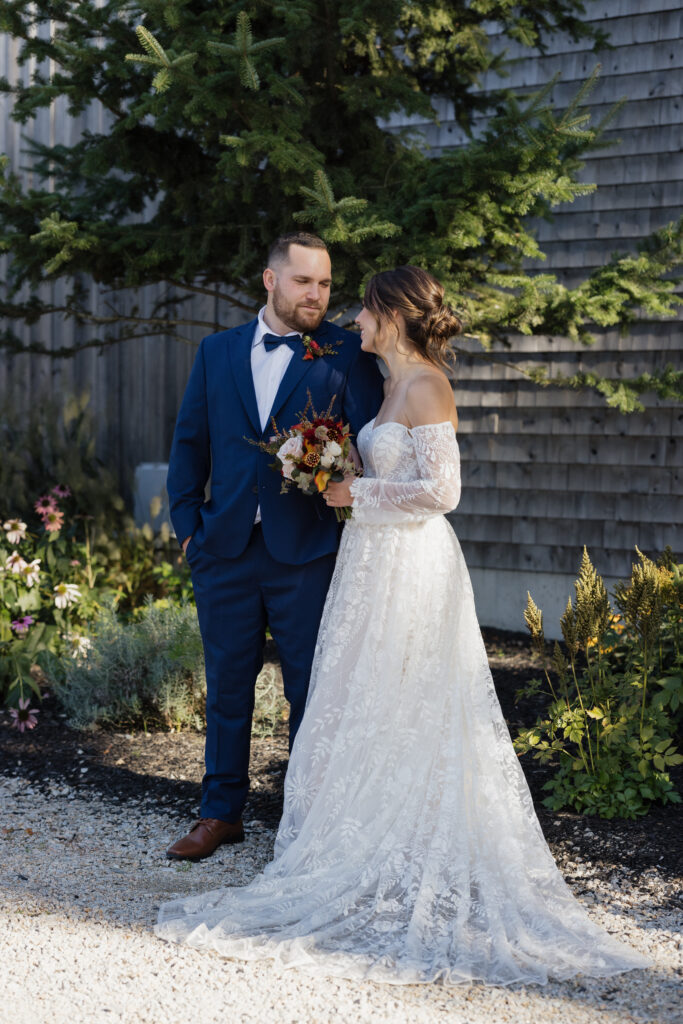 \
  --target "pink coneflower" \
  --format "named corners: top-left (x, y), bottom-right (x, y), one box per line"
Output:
top-left (9, 697), bottom-right (39, 732)
top-left (19, 559), bottom-right (41, 588)
top-left (3, 519), bottom-right (27, 544)
top-left (10, 616), bottom-right (34, 636)
top-left (51, 484), bottom-right (71, 499)
top-left (43, 507), bottom-right (65, 533)
top-left (34, 495), bottom-right (57, 516)
top-left (70, 559), bottom-right (81, 567)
